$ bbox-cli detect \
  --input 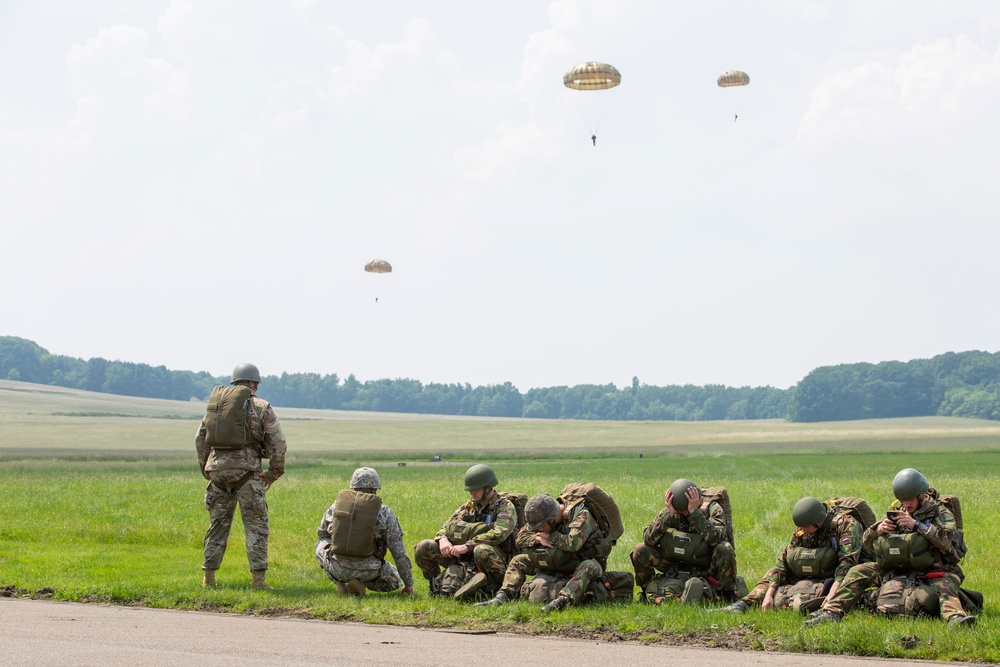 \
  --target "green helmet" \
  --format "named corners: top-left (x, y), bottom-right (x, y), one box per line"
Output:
top-left (892, 468), bottom-right (929, 501)
top-left (525, 494), bottom-right (560, 531)
top-left (463, 464), bottom-right (499, 491)
top-left (668, 478), bottom-right (699, 511)
top-left (792, 497), bottom-right (828, 528)
top-left (231, 363), bottom-right (261, 384)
